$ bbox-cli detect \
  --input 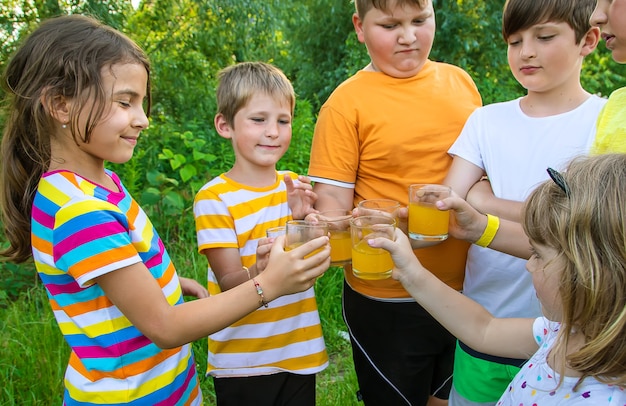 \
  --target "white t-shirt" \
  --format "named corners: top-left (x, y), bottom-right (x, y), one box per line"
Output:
top-left (449, 95), bottom-right (606, 319)
top-left (496, 317), bottom-right (626, 405)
